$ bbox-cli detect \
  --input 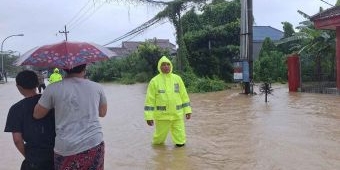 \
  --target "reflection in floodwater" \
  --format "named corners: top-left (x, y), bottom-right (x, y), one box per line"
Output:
top-left (1, 81), bottom-right (340, 170)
